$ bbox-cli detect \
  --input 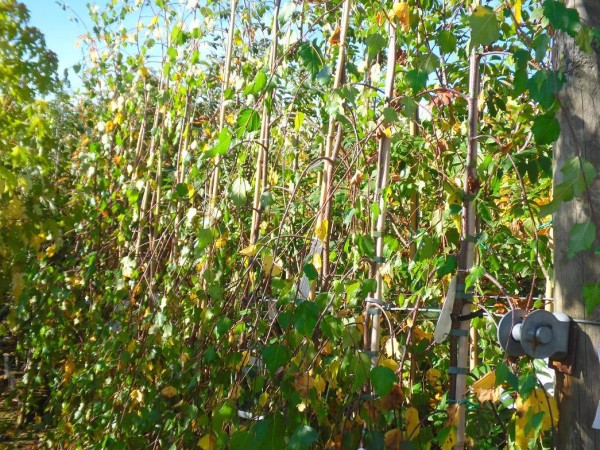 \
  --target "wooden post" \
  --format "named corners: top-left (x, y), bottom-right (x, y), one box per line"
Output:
top-left (553, 2), bottom-right (600, 446)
